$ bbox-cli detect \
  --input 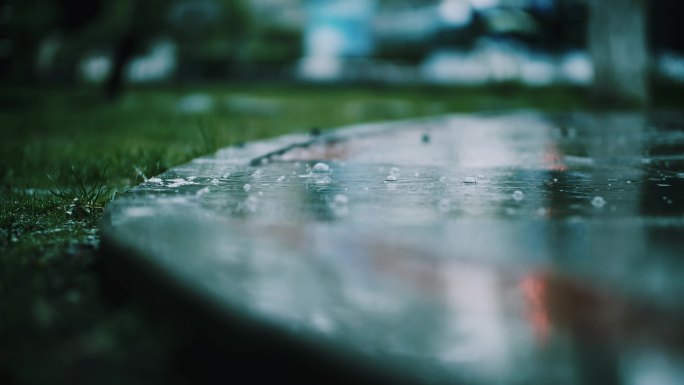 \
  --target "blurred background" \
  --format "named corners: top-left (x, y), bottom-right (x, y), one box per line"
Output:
top-left (1, 0), bottom-right (683, 98)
